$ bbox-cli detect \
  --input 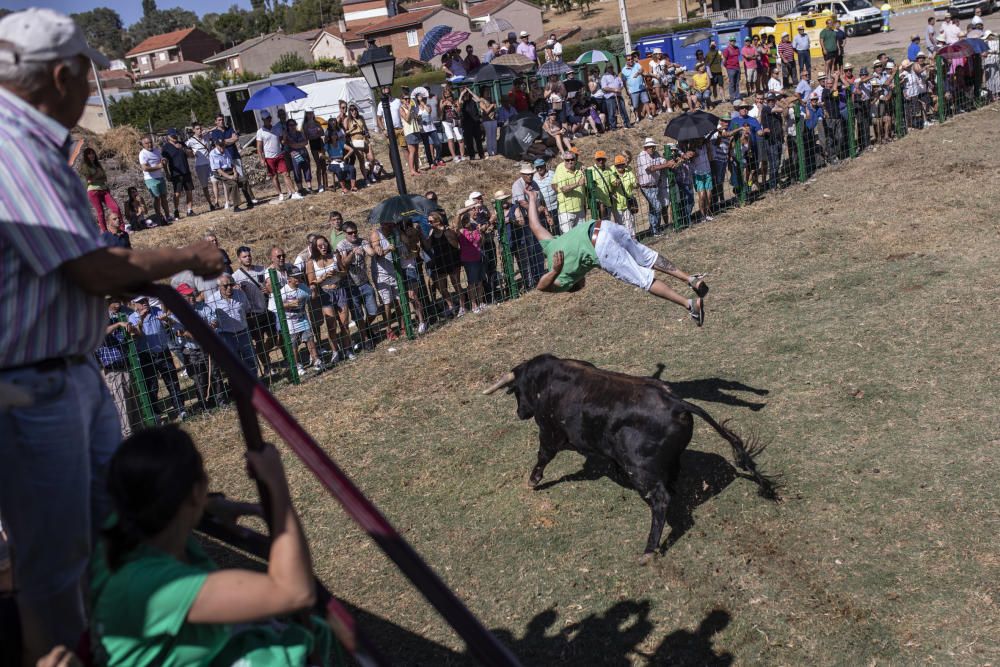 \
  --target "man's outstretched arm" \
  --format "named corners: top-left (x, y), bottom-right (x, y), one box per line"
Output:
top-left (62, 242), bottom-right (224, 296)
